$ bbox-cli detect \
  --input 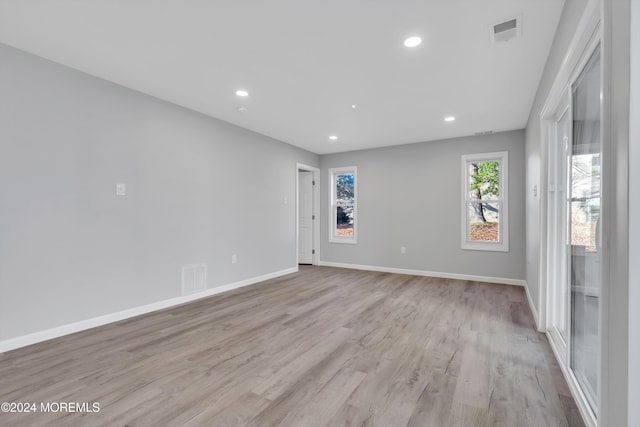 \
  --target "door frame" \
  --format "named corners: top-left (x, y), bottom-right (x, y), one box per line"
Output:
top-left (539, 2), bottom-right (602, 426)
top-left (296, 163), bottom-right (320, 265)
top-left (545, 96), bottom-right (572, 365)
